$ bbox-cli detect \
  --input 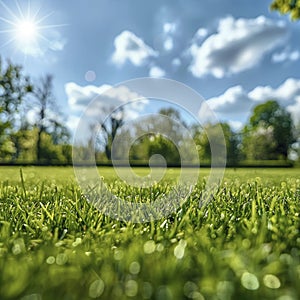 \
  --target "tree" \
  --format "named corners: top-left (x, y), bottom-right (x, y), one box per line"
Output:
top-left (0, 57), bottom-right (32, 160)
top-left (147, 134), bottom-right (180, 165)
top-left (129, 107), bottom-right (191, 165)
top-left (158, 107), bottom-right (182, 123)
top-left (270, 0), bottom-right (300, 20)
top-left (0, 58), bottom-right (32, 127)
top-left (147, 107), bottom-right (186, 165)
top-left (95, 106), bottom-right (125, 161)
top-left (193, 122), bottom-right (239, 165)
top-left (291, 122), bottom-right (300, 161)
top-left (100, 106), bottom-right (196, 165)
top-left (242, 125), bottom-right (278, 160)
top-left (10, 122), bottom-right (33, 162)
top-left (32, 75), bottom-right (70, 163)
top-left (243, 100), bottom-right (294, 160)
